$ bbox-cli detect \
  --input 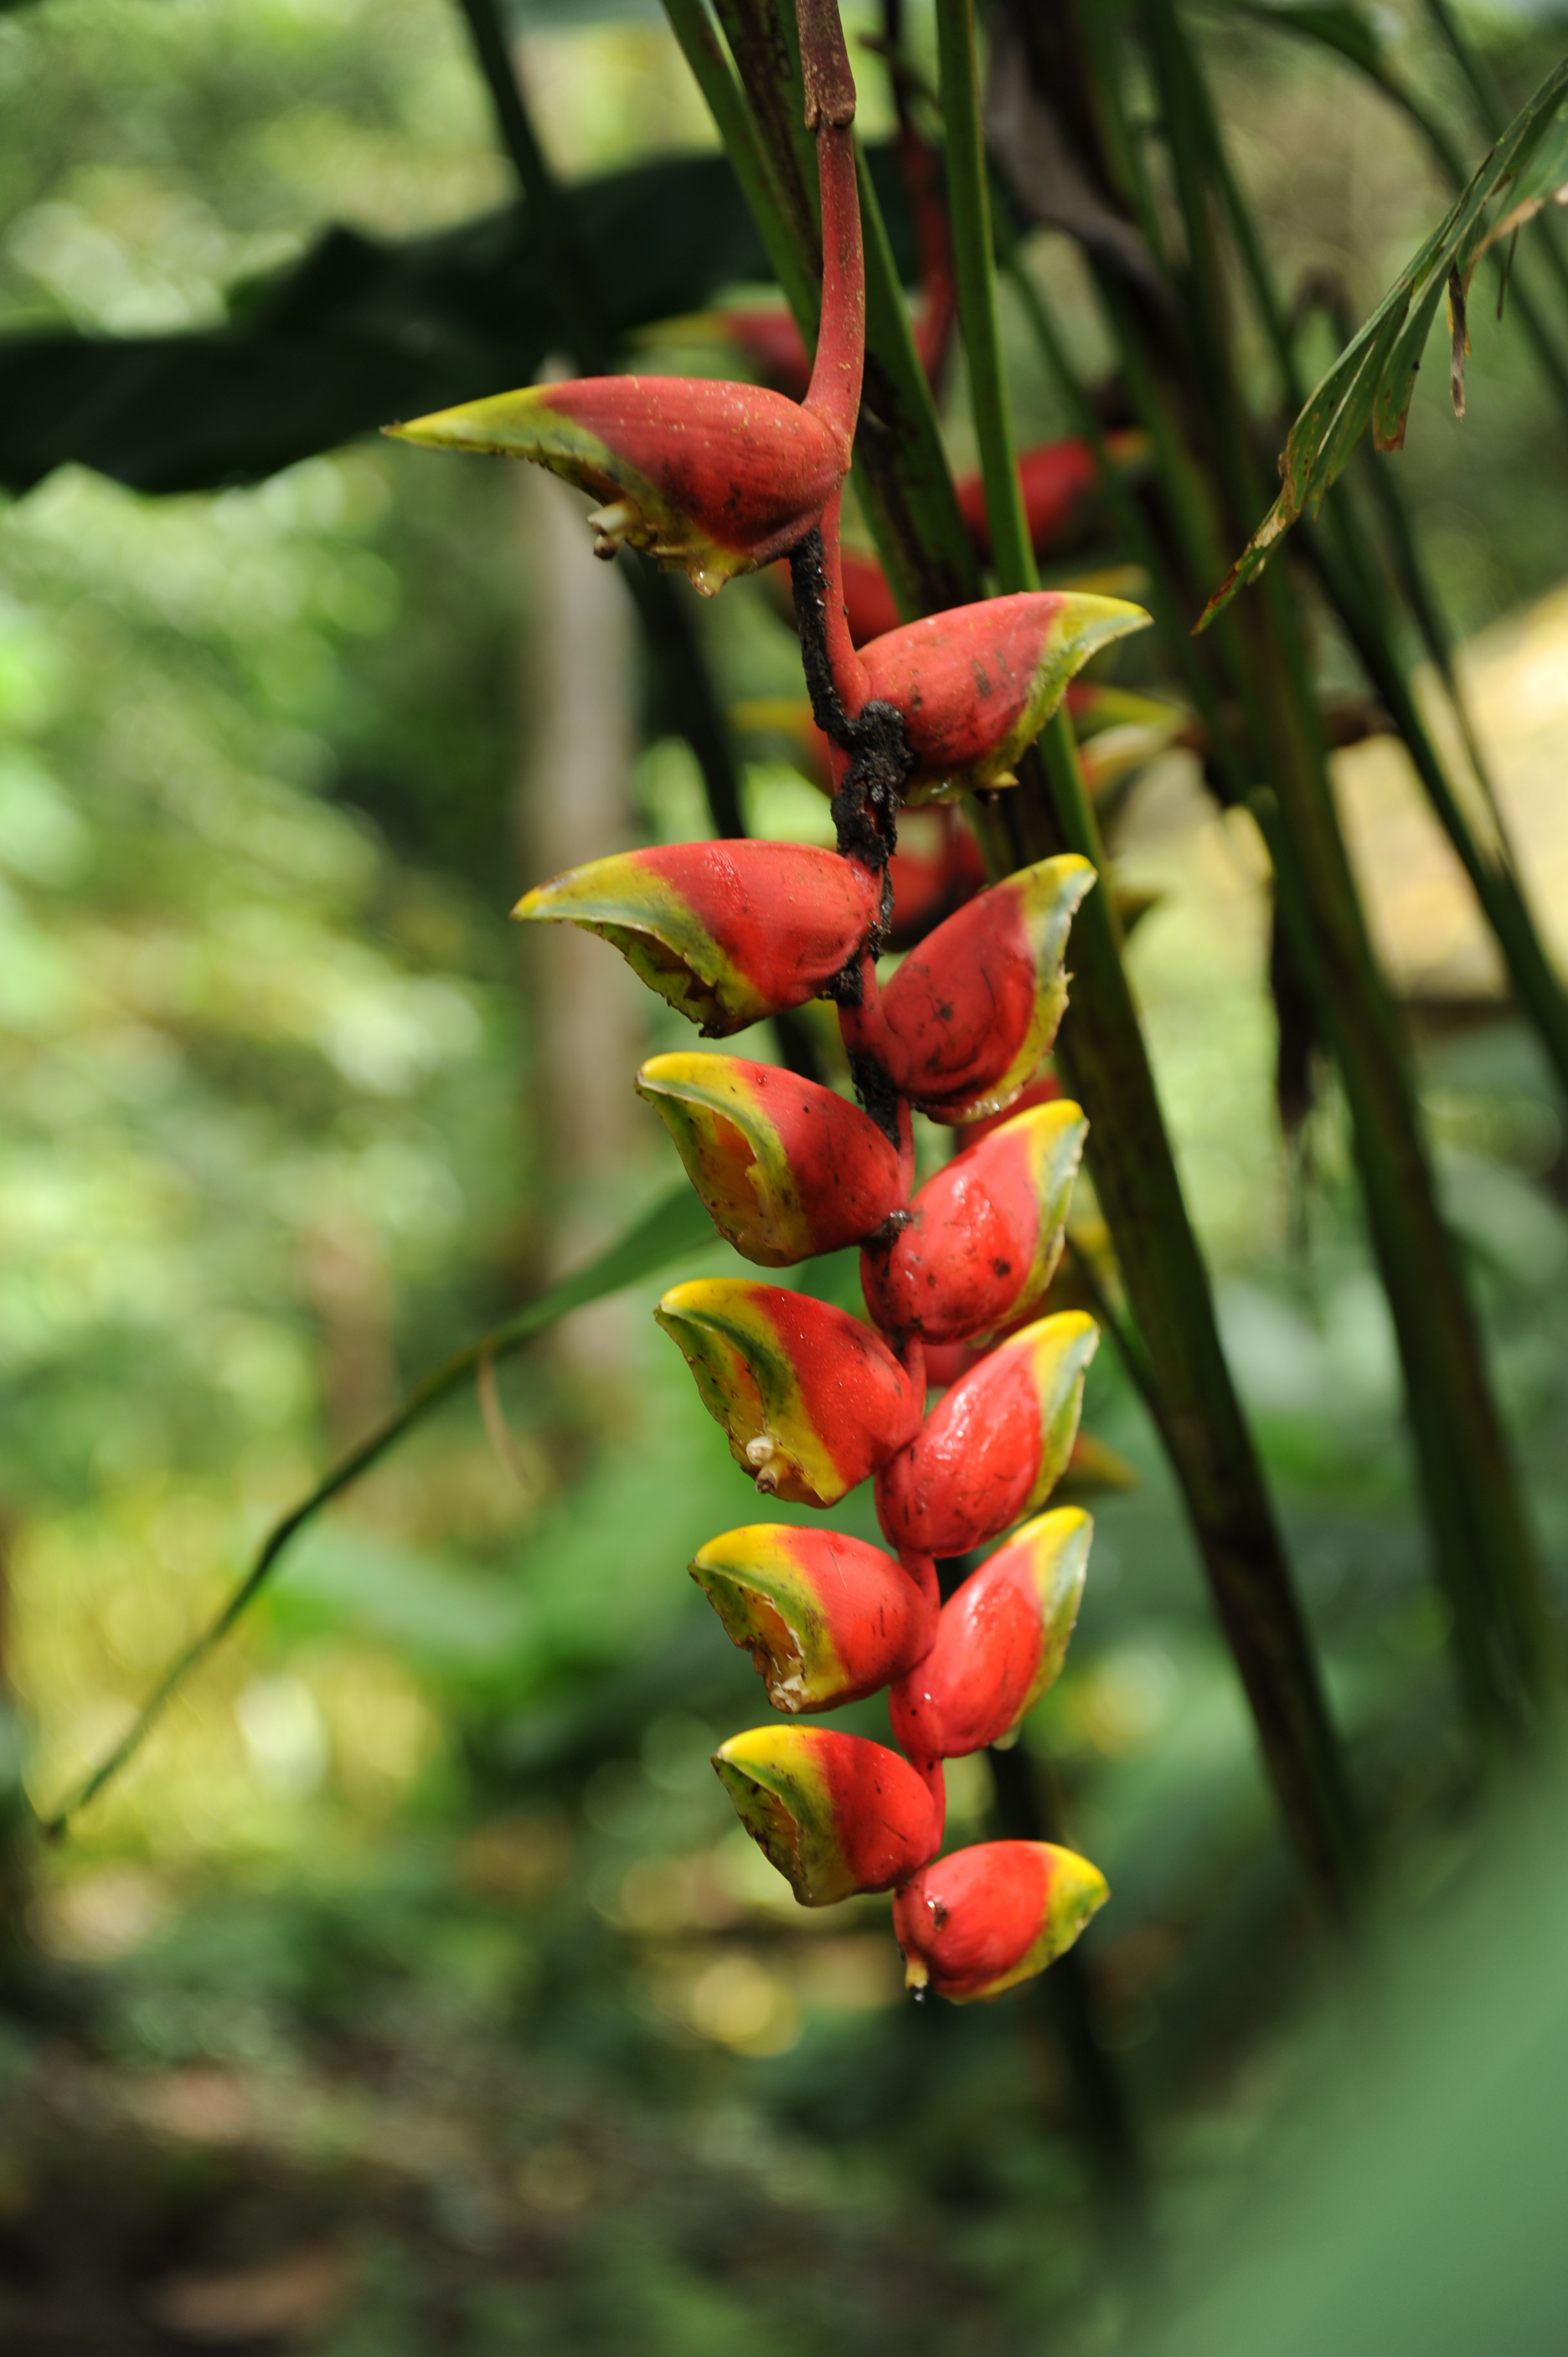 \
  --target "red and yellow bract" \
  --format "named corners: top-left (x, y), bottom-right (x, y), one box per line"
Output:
top-left (638, 1053), bottom-right (908, 1265)
top-left (875, 1311), bottom-right (1099, 1557)
top-left (863, 855), bottom-right (1096, 1122)
top-left (655, 1279), bottom-right (924, 1507)
top-left (692, 1526), bottom-right (937, 1711)
top-left (862, 1098), bottom-right (1087, 1344)
top-left (713, 1725), bottom-right (943, 1906)
top-left (516, 842), bottom-right (881, 1036)
top-left (893, 1841), bottom-right (1108, 2000)
top-left (857, 590), bottom-right (1148, 803)
top-left (889, 1508), bottom-right (1091, 1763)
